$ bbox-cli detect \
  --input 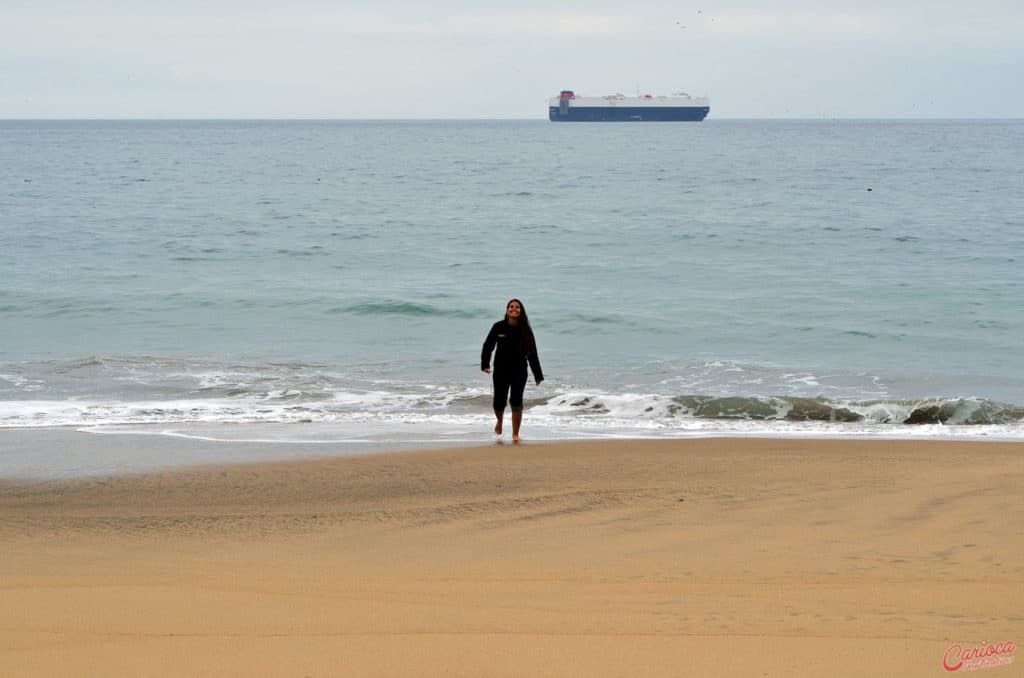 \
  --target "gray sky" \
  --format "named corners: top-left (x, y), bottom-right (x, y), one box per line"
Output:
top-left (2, 0), bottom-right (1021, 119)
